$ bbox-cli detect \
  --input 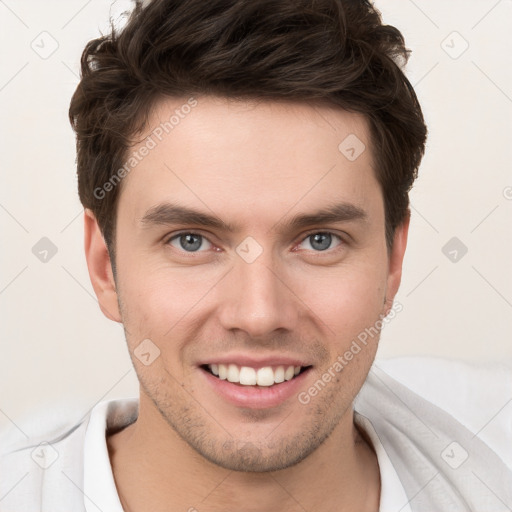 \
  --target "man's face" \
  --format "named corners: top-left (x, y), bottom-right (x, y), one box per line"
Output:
top-left (99, 96), bottom-right (406, 471)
